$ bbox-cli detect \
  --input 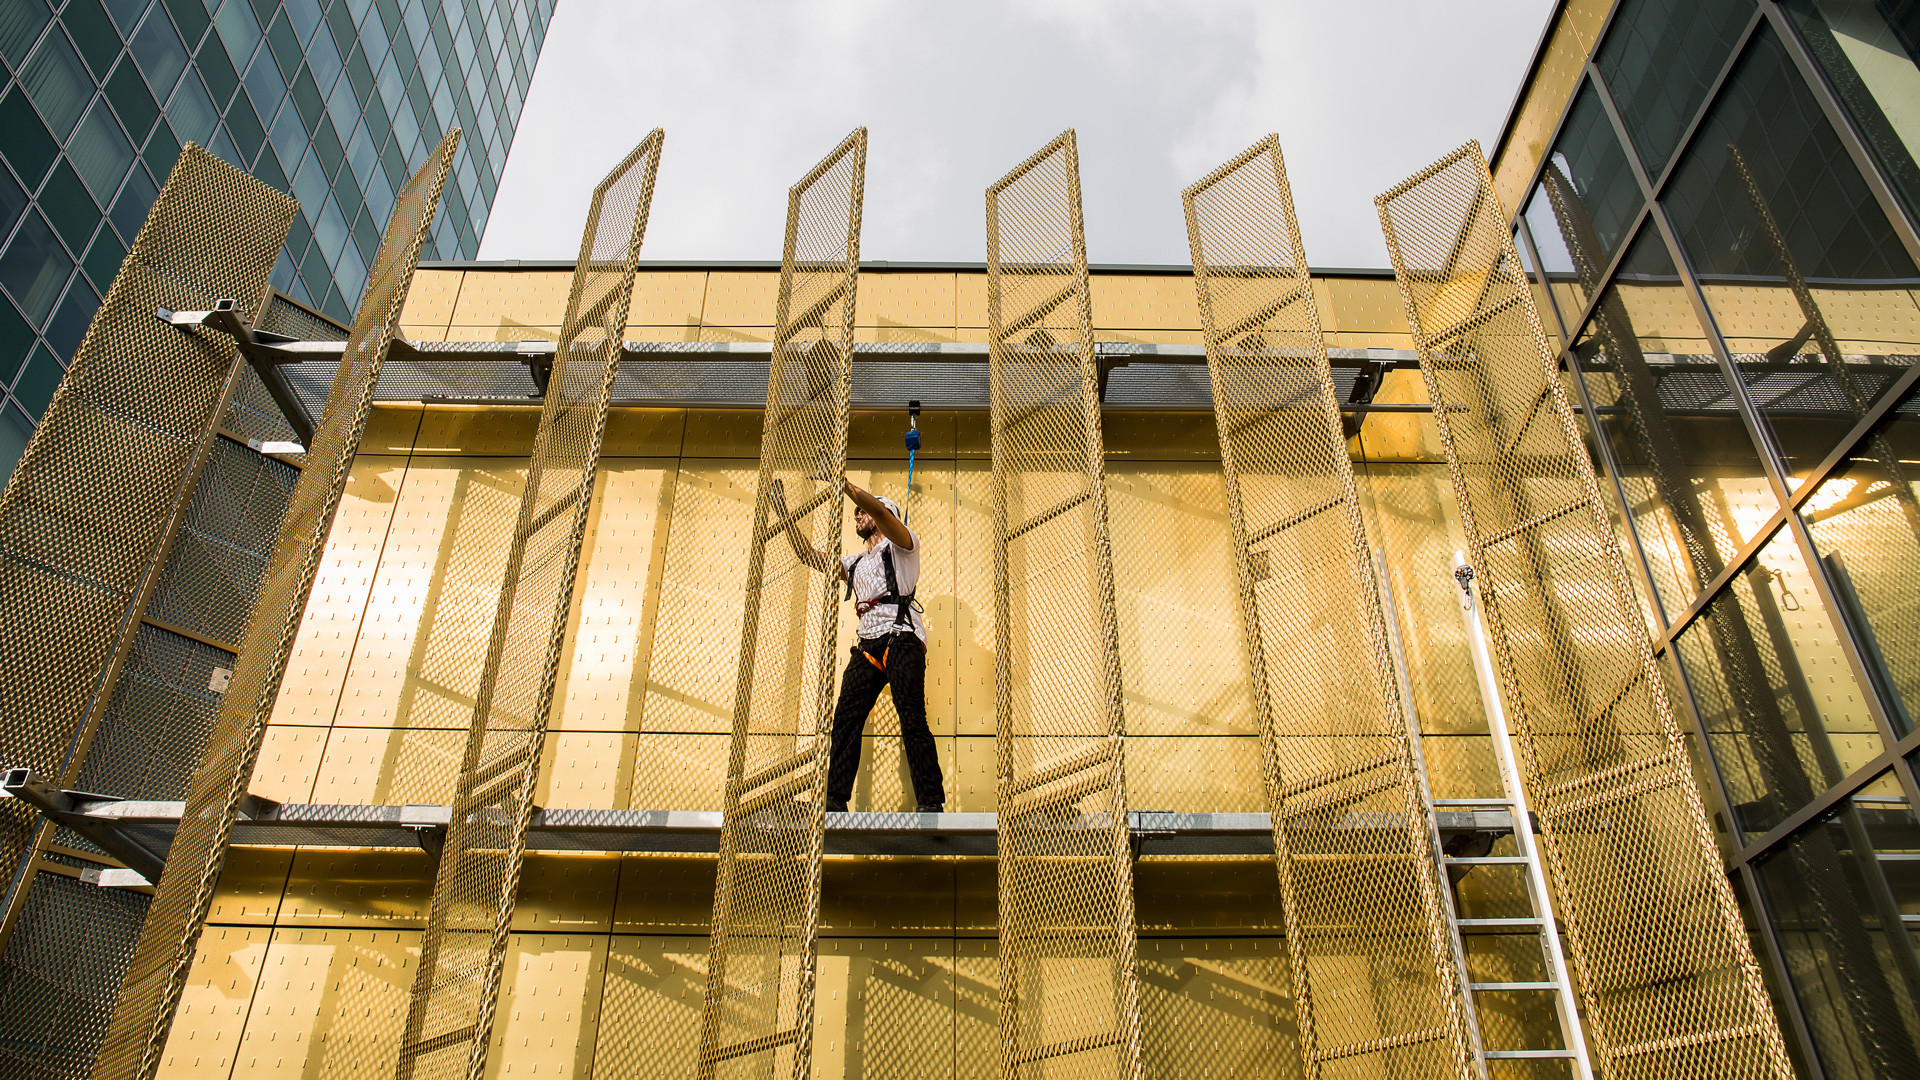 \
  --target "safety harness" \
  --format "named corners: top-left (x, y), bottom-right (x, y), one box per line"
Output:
top-left (846, 545), bottom-right (917, 671)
